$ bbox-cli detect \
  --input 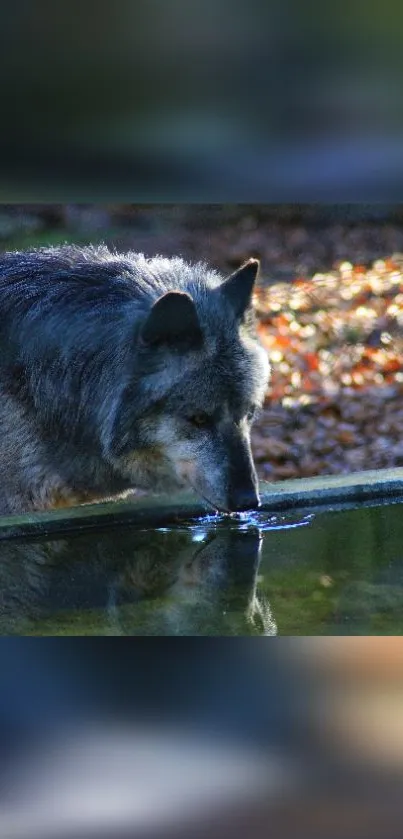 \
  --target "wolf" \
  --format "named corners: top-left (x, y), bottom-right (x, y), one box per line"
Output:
top-left (0, 245), bottom-right (270, 515)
